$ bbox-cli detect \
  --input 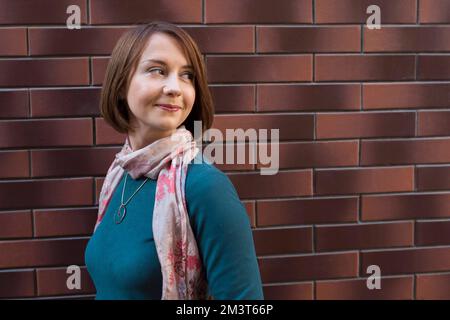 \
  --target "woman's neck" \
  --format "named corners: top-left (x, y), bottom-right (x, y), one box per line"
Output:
top-left (127, 128), bottom-right (176, 151)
